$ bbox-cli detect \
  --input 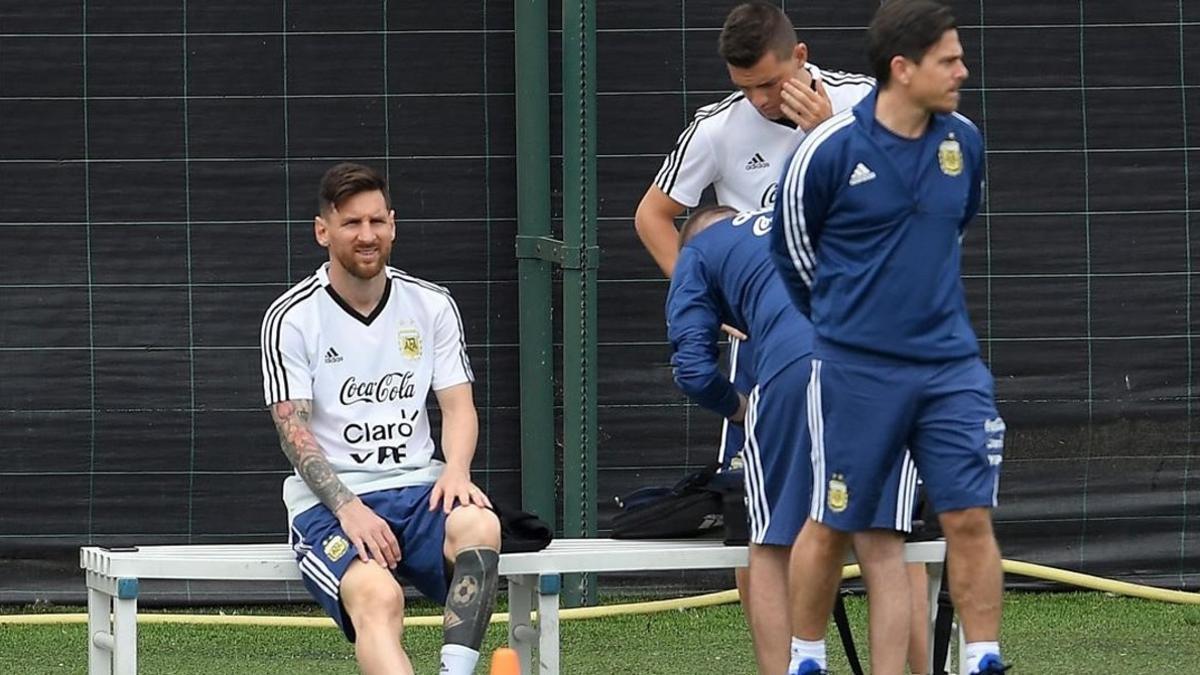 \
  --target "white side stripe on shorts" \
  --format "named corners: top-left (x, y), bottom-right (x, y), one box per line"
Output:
top-left (742, 387), bottom-right (772, 544)
top-left (895, 449), bottom-right (918, 532)
top-left (807, 360), bottom-right (826, 522)
top-left (288, 521), bottom-right (312, 554)
top-left (718, 337), bottom-right (743, 464)
top-left (300, 552), bottom-right (341, 599)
